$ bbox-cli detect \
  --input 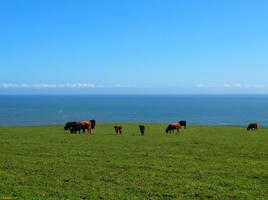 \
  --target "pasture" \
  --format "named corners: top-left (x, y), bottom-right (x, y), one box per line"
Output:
top-left (0, 123), bottom-right (267, 199)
